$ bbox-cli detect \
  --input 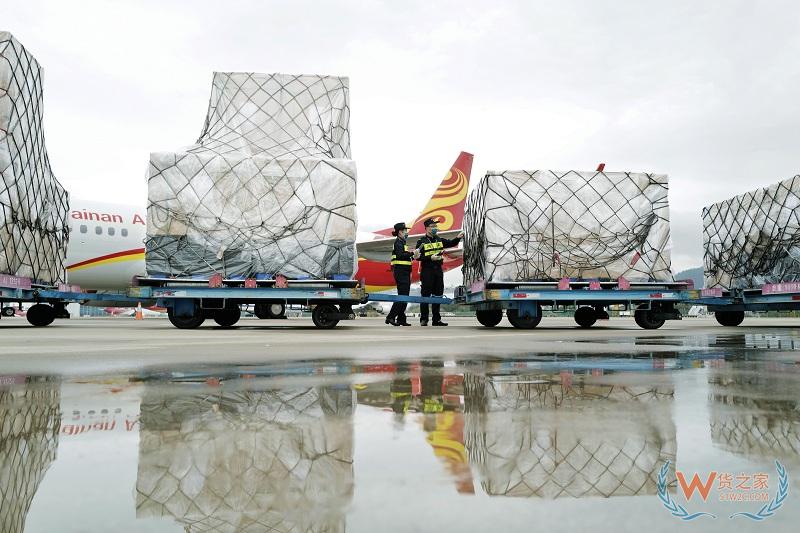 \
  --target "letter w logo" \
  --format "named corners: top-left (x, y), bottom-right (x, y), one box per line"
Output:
top-left (676, 471), bottom-right (717, 501)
